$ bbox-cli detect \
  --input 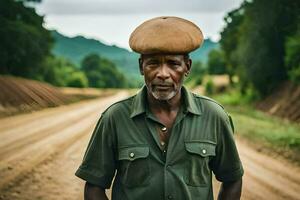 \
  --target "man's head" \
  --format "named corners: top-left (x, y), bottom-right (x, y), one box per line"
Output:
top-left (129, 16), bottom-right (203, 101)
top-left (139, 54), bottom-right (191, 101)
